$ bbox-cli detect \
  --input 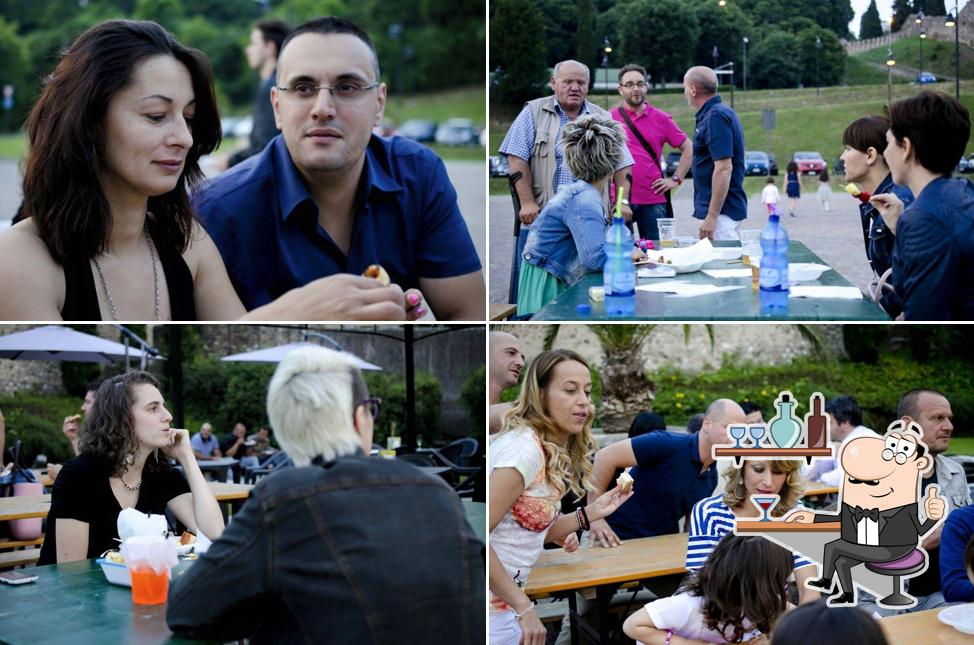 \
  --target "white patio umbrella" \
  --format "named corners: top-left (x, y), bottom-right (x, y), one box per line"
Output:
top-left (220, 342), bottom-right (383, 371)
top-left (0, 325), bottom-right (160, 364)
